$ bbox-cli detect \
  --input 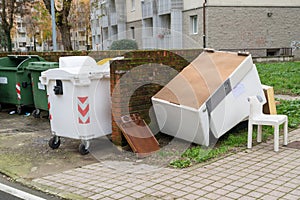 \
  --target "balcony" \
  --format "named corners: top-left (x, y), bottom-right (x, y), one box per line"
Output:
top-left (142, 36), bottom-right (156, 49)
top-left (110, 12), bottom-right (117, 26)
top-left (142, 33), bottom-right (182, 50)
top-left (158, 0), bottom-right (183, 15)
top-left (142, 0), bottom-right (154, 19)
top-left (16, 37), bottom-right (27, 43)
top-left (102, 16), bottom-right (108, 27)
top-left (158, 0), bottom-right (171, 15)
top-left (17, 27), bottom-right (26, 33)
top-left (96, 27), bottom-right (101, 35)
top-left (92, 28), bottom-right (97, 35)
